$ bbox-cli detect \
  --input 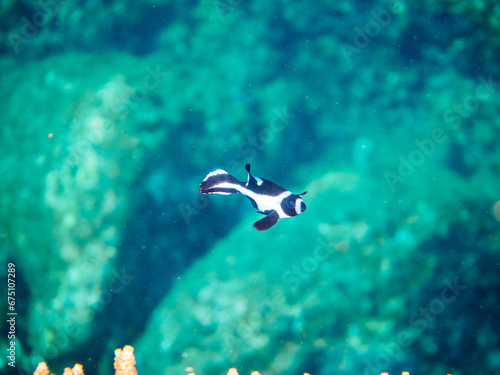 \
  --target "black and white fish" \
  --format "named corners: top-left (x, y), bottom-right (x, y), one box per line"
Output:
top-left (200, 164), bottom-right (307, 231)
